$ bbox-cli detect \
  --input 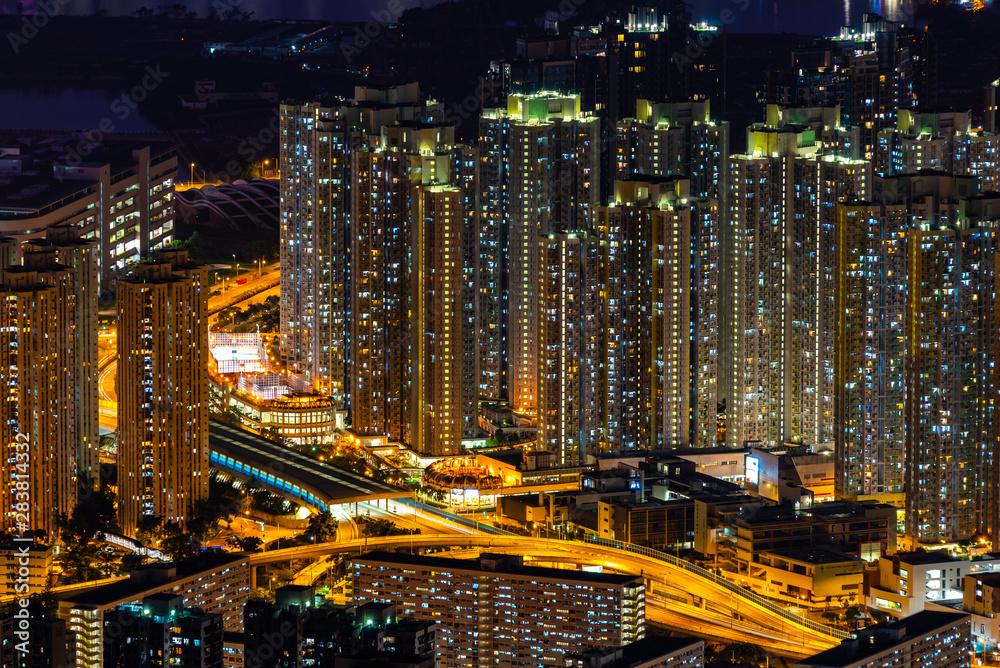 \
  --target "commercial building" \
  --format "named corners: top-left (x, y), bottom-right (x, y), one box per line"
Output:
top-left (353, 551), bottom-right (645, 667)
top-left (58, 551), bottom-right (250, 668)
top-left (103, 593), bottom-right (224, 668)
top-left (752, 547), bottom-right (866, 608)
top-left (0, 133), bottom-right (177, 285)
top-left (0, 231), bottom-right (97, 536)
top-left (721, 501), bottom-right (897, 582)
top-left (795, 610), bottom-right (971, 668)
top-left (868, 551), bottom-right (1000, 619)
top-left (116, 248), bottom-right (208, 536)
